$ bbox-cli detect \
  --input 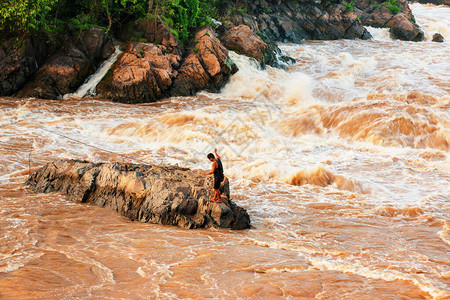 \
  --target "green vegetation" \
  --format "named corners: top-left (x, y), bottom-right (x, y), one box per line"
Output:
top-left (236, 6), bottom-right (247, 16)
top-left (0, 0), bottom-right (59, 34)
top-left (342, 0), bottom-right (356, 12)
top-left (384, 0), bottom-right (402, 14)
top-left (0, 0), bottom-right (228, 43)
